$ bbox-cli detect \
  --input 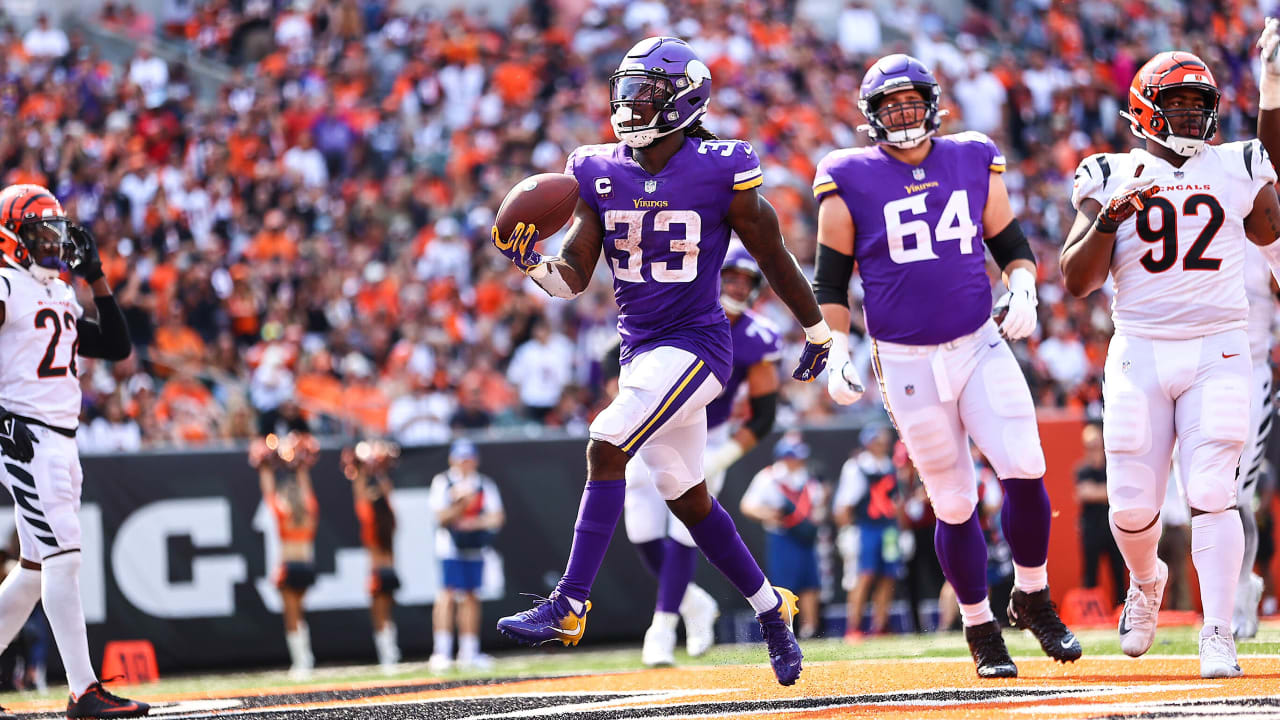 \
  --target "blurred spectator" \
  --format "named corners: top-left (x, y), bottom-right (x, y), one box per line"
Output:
top-left (387, 374), bottom-right (453, 446)
top-left (78, 396), bottom-right (143, 454)
top-left (833, 424), bottom-right (901, 641)
top-left (429, 440), bottom-right (504, 672)
top-left (1075, 423), bottom-right (1125, 606)
top-left (128, 42), bottom-right (169, 108)
top-left (22, 14), bottom-right (68, 60)
top-left (343, 440), bottom-right (402, 669)
top-left (741, 434), bottom-right (826, 639)
top-left (506, 318), bottom-right (574, 423)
